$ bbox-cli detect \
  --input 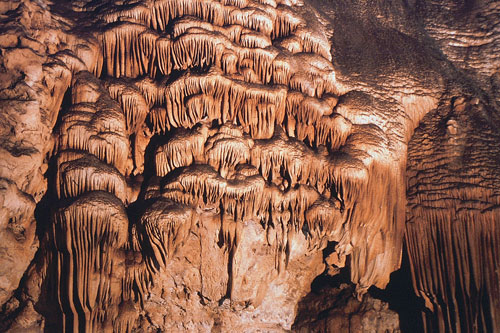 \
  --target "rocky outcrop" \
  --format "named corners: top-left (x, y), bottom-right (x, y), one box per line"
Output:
top-left (0, 0), bottom-right (498, 332)
top-left (293, 284), bottom-right (399, 333)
